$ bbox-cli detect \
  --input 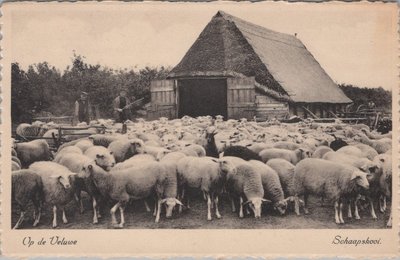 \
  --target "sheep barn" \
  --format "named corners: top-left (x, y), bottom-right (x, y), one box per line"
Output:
top-left (148, 11), bottom-right (352, 120)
